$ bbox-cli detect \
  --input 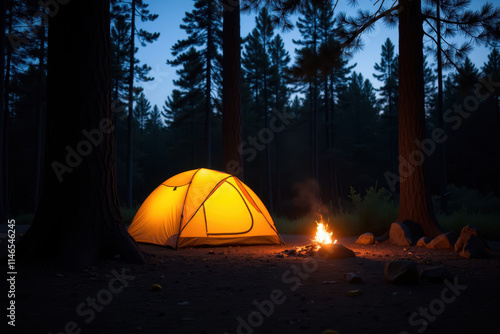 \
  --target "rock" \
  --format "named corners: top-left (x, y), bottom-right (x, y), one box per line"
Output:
top-left (459, 234), bottom-right (490, 259)
top-left (455, 225), bottom-right (480, 252)
top-left (375, 229), bottom-right (390, 242)
top-left (276, 254), bottom-right (284, 258)
top-left (401, 220), bottom-right (424, 240)
top-left (344, 272), bottom-right (363, 283)
top-left (316, 244), bottom-right (355, 259)
top-left (416, 236), bottom-right (432, 247)
top-left (426, 232), bottom-right (458, 249)
top-left (390, 222), bottom-right (415, 246)
top-left (356, 232), bottom-right (375, 245)
top-left (384, 260), bottom-right (419, 285)
top-left (420, 267), bottom-right (454, 283)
